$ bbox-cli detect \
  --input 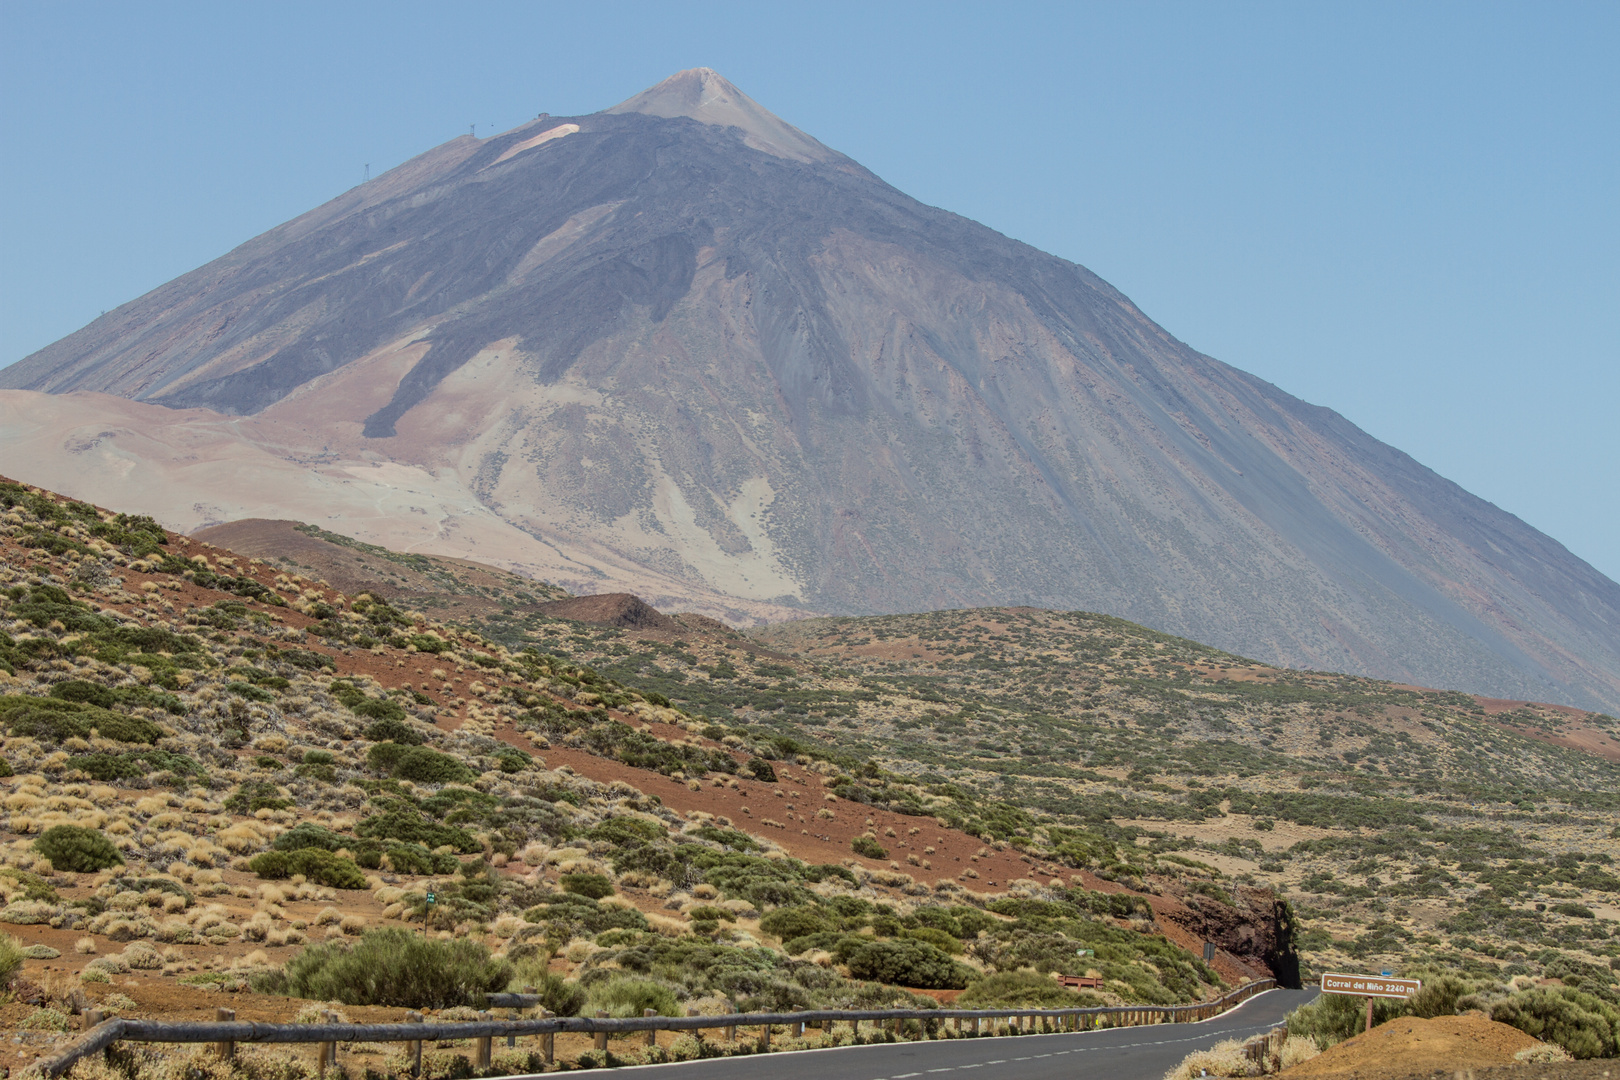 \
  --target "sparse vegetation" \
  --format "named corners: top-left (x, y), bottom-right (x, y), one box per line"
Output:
top-left (2, 476), bottom-right (1619, 1073)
